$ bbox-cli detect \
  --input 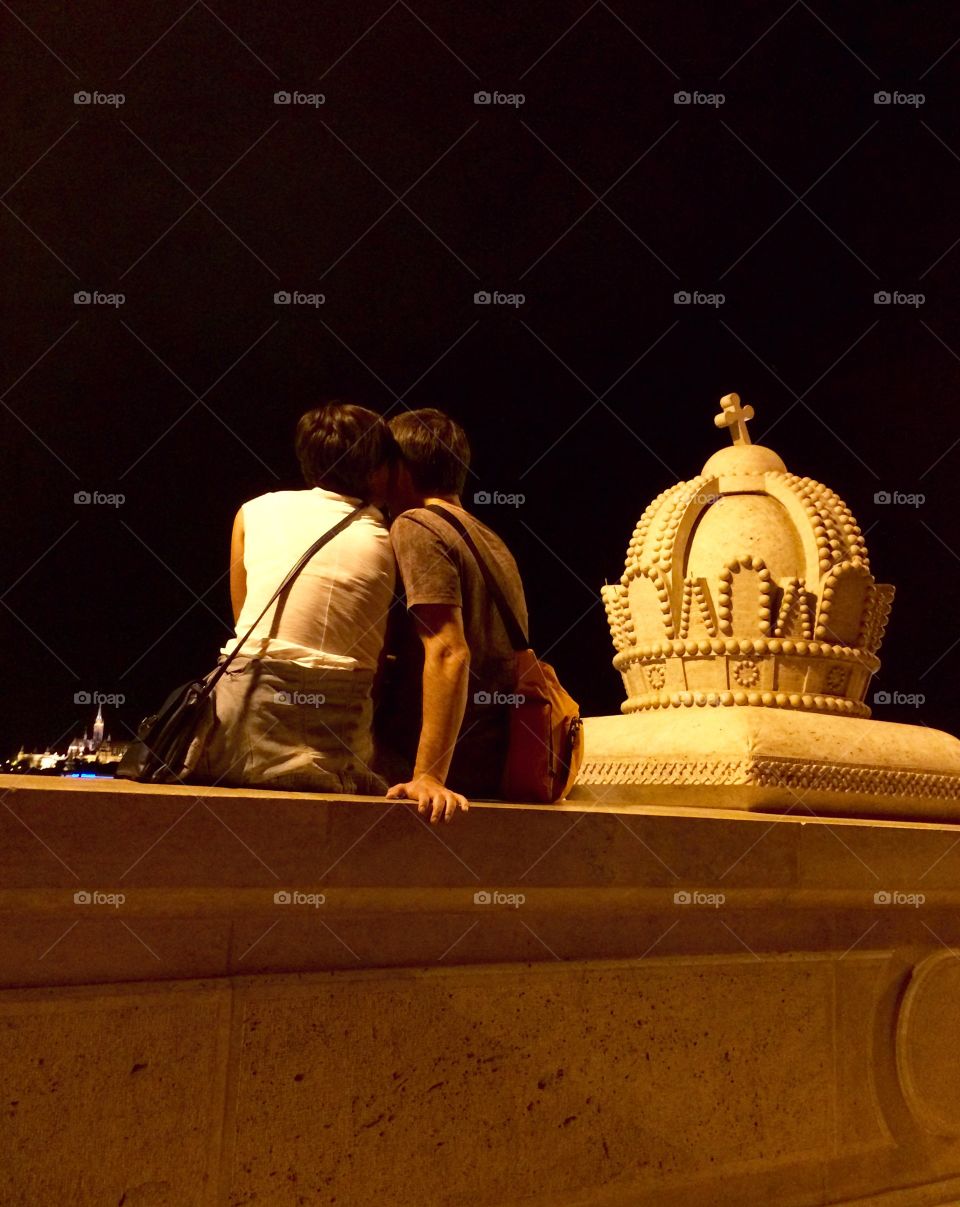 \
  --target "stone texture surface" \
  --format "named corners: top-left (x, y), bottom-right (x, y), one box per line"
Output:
top-left (4, 956), bottom-right (960, 1205)
top-left (4, 777), bottom-right (960, 1204)
top-left (1, 980), bottom-right (230, 1206)
top-left (227, 958), bottom-right (834, 1205)
top-left (574, 707), bottom-right (960, 822)
top-left (3, 774), bottom-right (960, 988)
top-left (896, 952), bottom-right (960, 1139)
